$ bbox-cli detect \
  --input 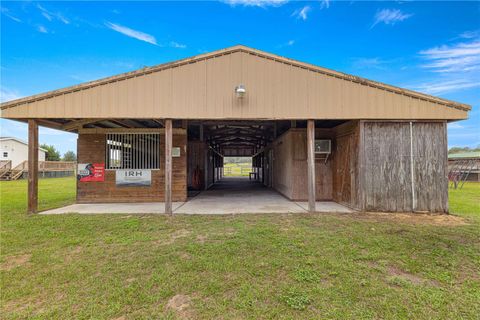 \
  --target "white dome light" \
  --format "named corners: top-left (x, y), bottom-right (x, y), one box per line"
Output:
top-left (235, 84), bottom-right (246, 98)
